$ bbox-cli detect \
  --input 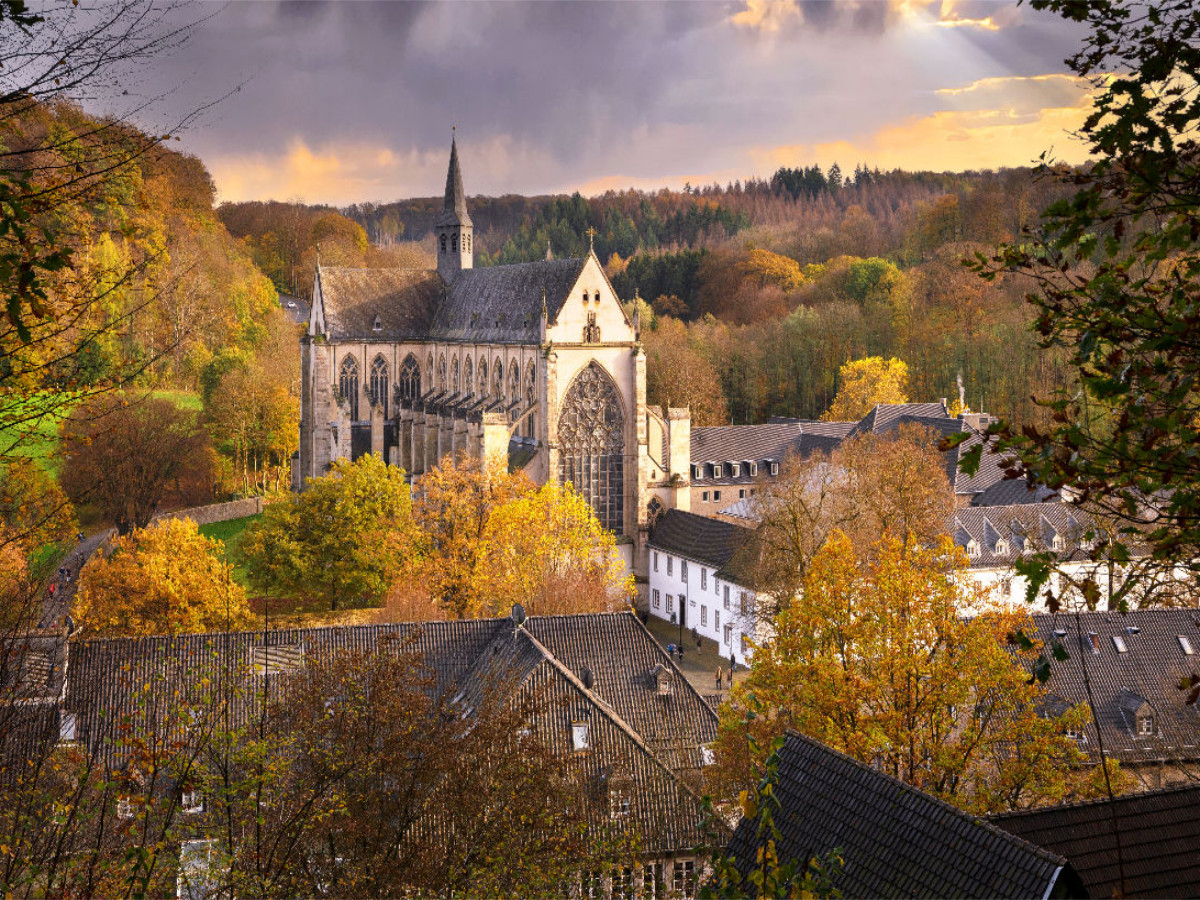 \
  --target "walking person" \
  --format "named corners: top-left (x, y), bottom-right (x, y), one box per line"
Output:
top-left (715, 667), bottom-right (723, 690)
